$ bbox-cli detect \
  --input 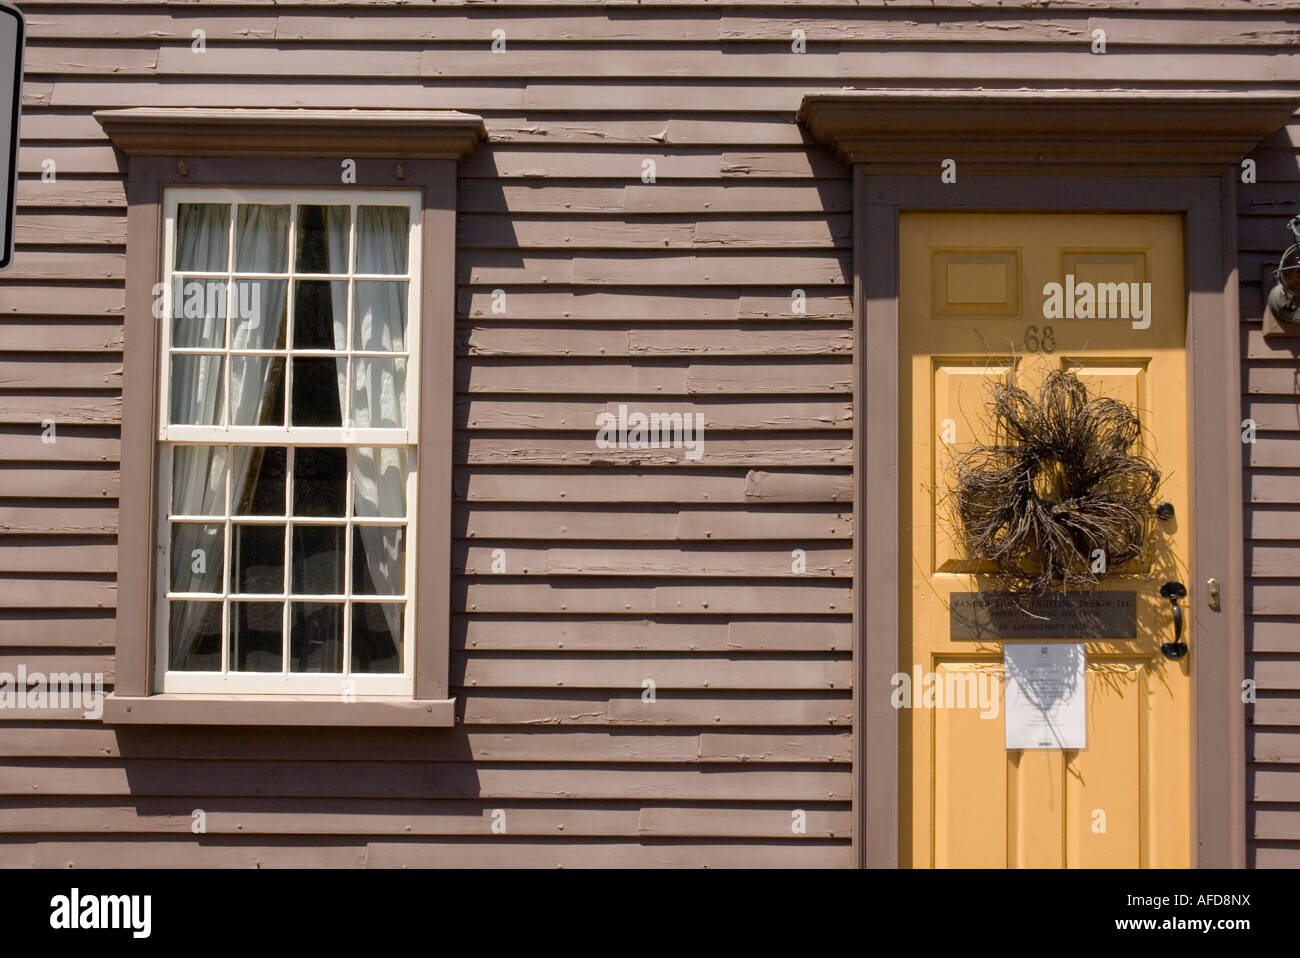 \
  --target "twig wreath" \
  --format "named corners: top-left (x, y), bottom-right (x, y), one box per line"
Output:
top-left (948, 368), bottom-right (1161, 594)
